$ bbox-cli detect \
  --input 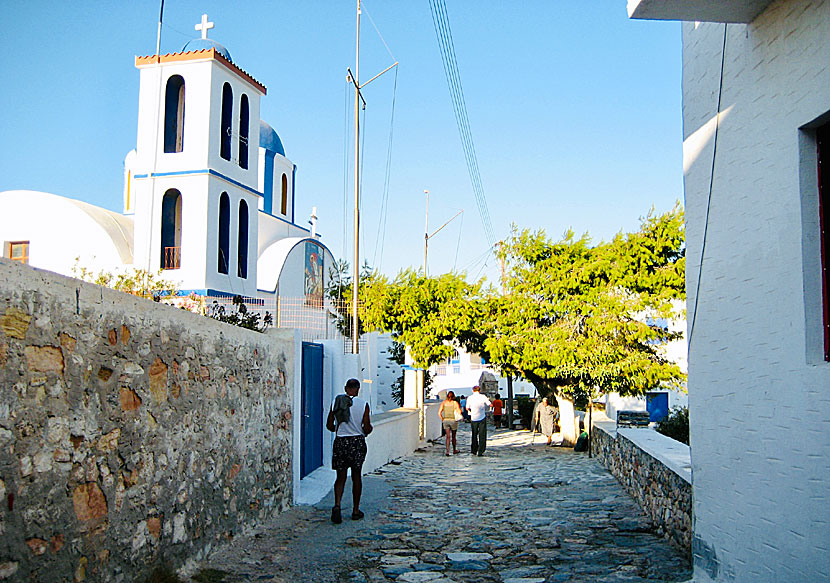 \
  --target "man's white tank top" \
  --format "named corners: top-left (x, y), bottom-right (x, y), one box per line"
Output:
top-left (334, 395), bottom-right (369, 437)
